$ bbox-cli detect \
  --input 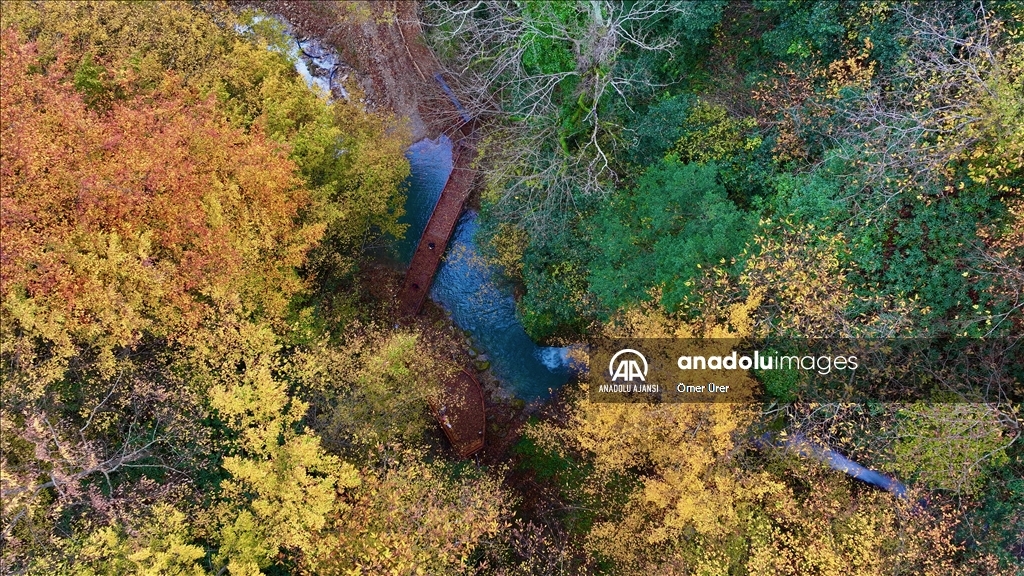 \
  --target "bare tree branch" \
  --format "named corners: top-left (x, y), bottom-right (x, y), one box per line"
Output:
top-left (420, 0), bottom-right (696, 234)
